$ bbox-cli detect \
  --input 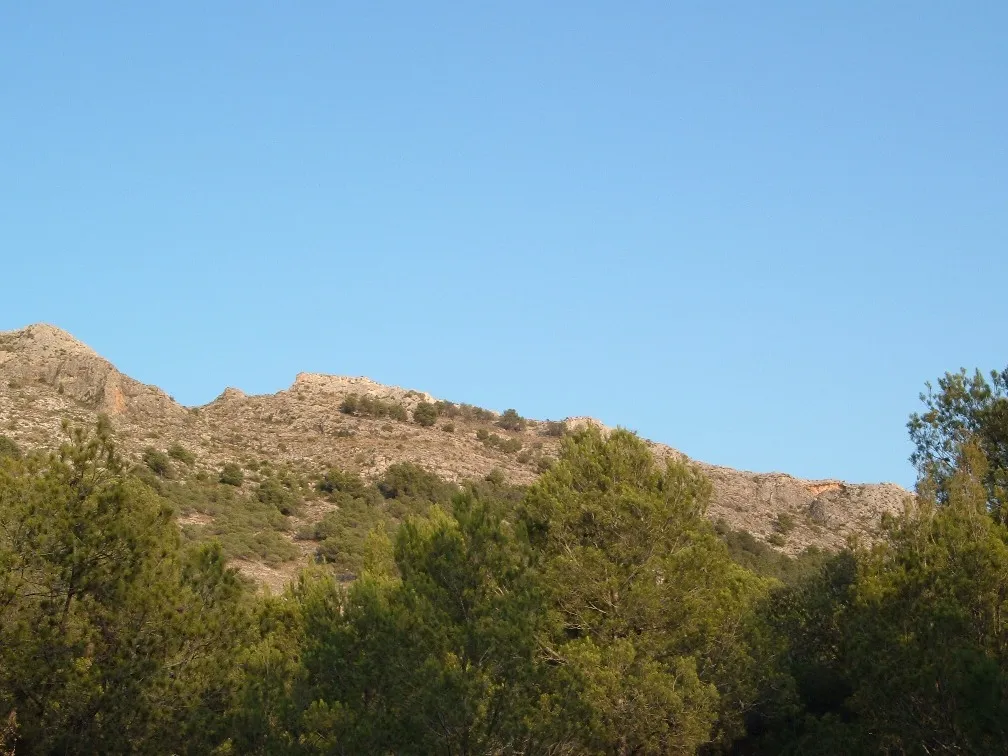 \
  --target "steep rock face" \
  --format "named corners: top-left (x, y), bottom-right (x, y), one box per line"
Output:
top-left (0, 324), bottom-right (183, 419)
top-left (696, 465), bottom-right (908, 552)
top-left (0, 323), bottom-right (911, 557)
